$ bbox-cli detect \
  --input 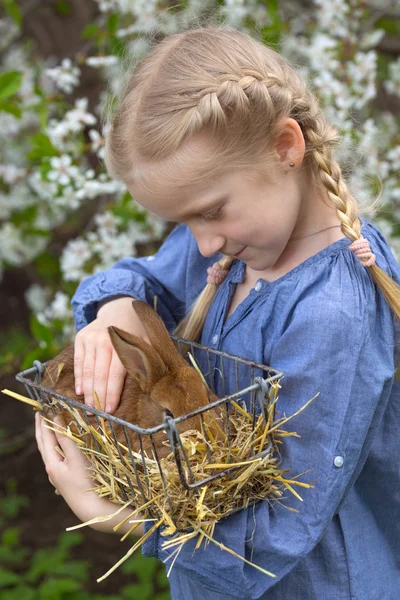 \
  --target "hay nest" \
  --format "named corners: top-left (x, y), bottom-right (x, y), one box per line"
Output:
top-left (3, 379), bottom-right (318, 582)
